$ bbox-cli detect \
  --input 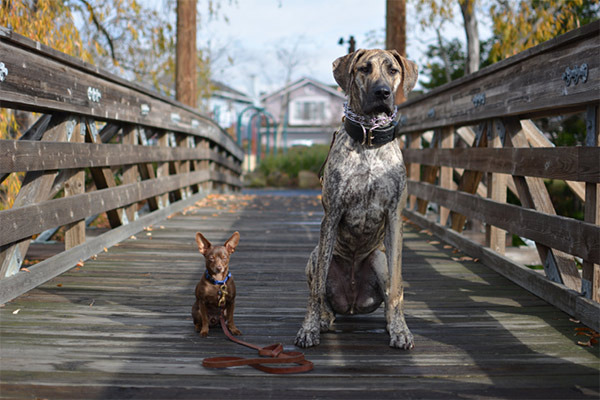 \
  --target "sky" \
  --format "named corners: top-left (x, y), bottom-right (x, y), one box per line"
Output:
top-left (193, 0), bottom-right (491, 98)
